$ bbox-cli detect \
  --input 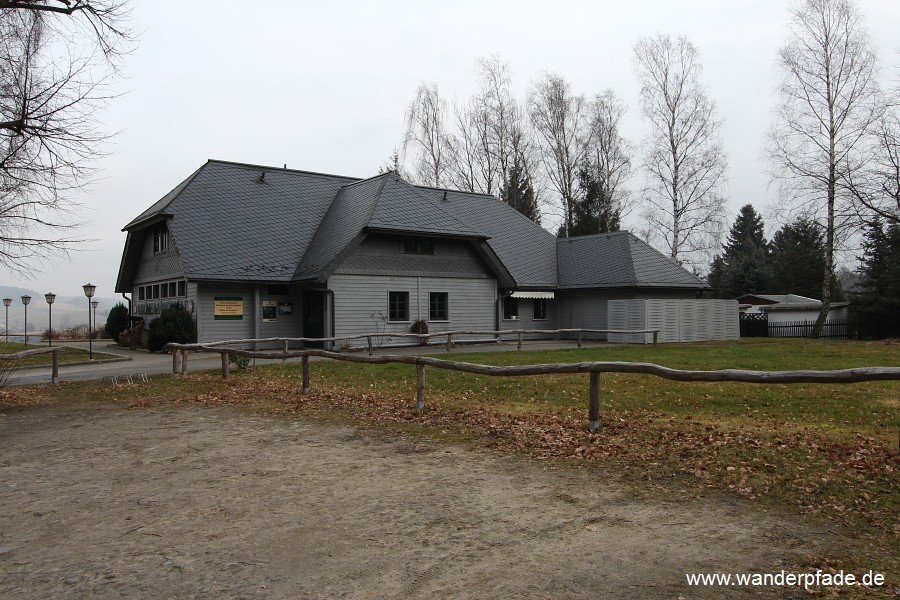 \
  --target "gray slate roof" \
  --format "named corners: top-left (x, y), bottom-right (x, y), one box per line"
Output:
top-left (415, 186), bottom-right (558, 289)
top-left (556, 231), bottom-right (707, 289)
top-left (295, 173), bottom-right (479, 281)
top-left (118, 160), bottom-right (706, 293)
